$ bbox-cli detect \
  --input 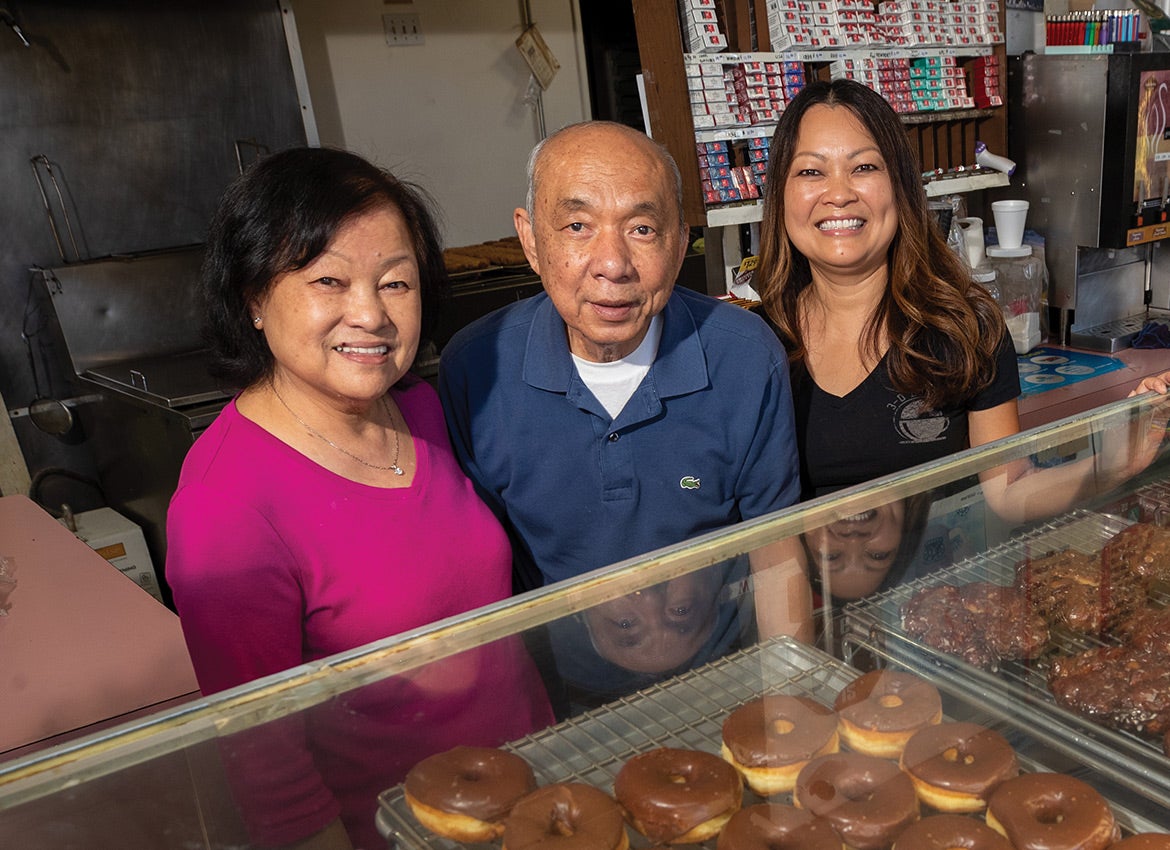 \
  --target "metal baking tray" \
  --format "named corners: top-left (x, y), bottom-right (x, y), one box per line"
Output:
top-left (841, 508), bottom-right (1170, 812)
top-left (375, 636), bottom-right (1164, 849)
